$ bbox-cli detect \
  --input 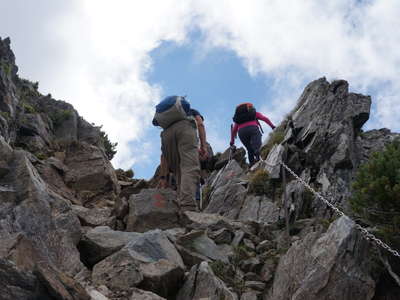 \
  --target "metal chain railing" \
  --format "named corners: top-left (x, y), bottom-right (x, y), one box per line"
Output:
top-left (260, 158), bottom-right (400, 258)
